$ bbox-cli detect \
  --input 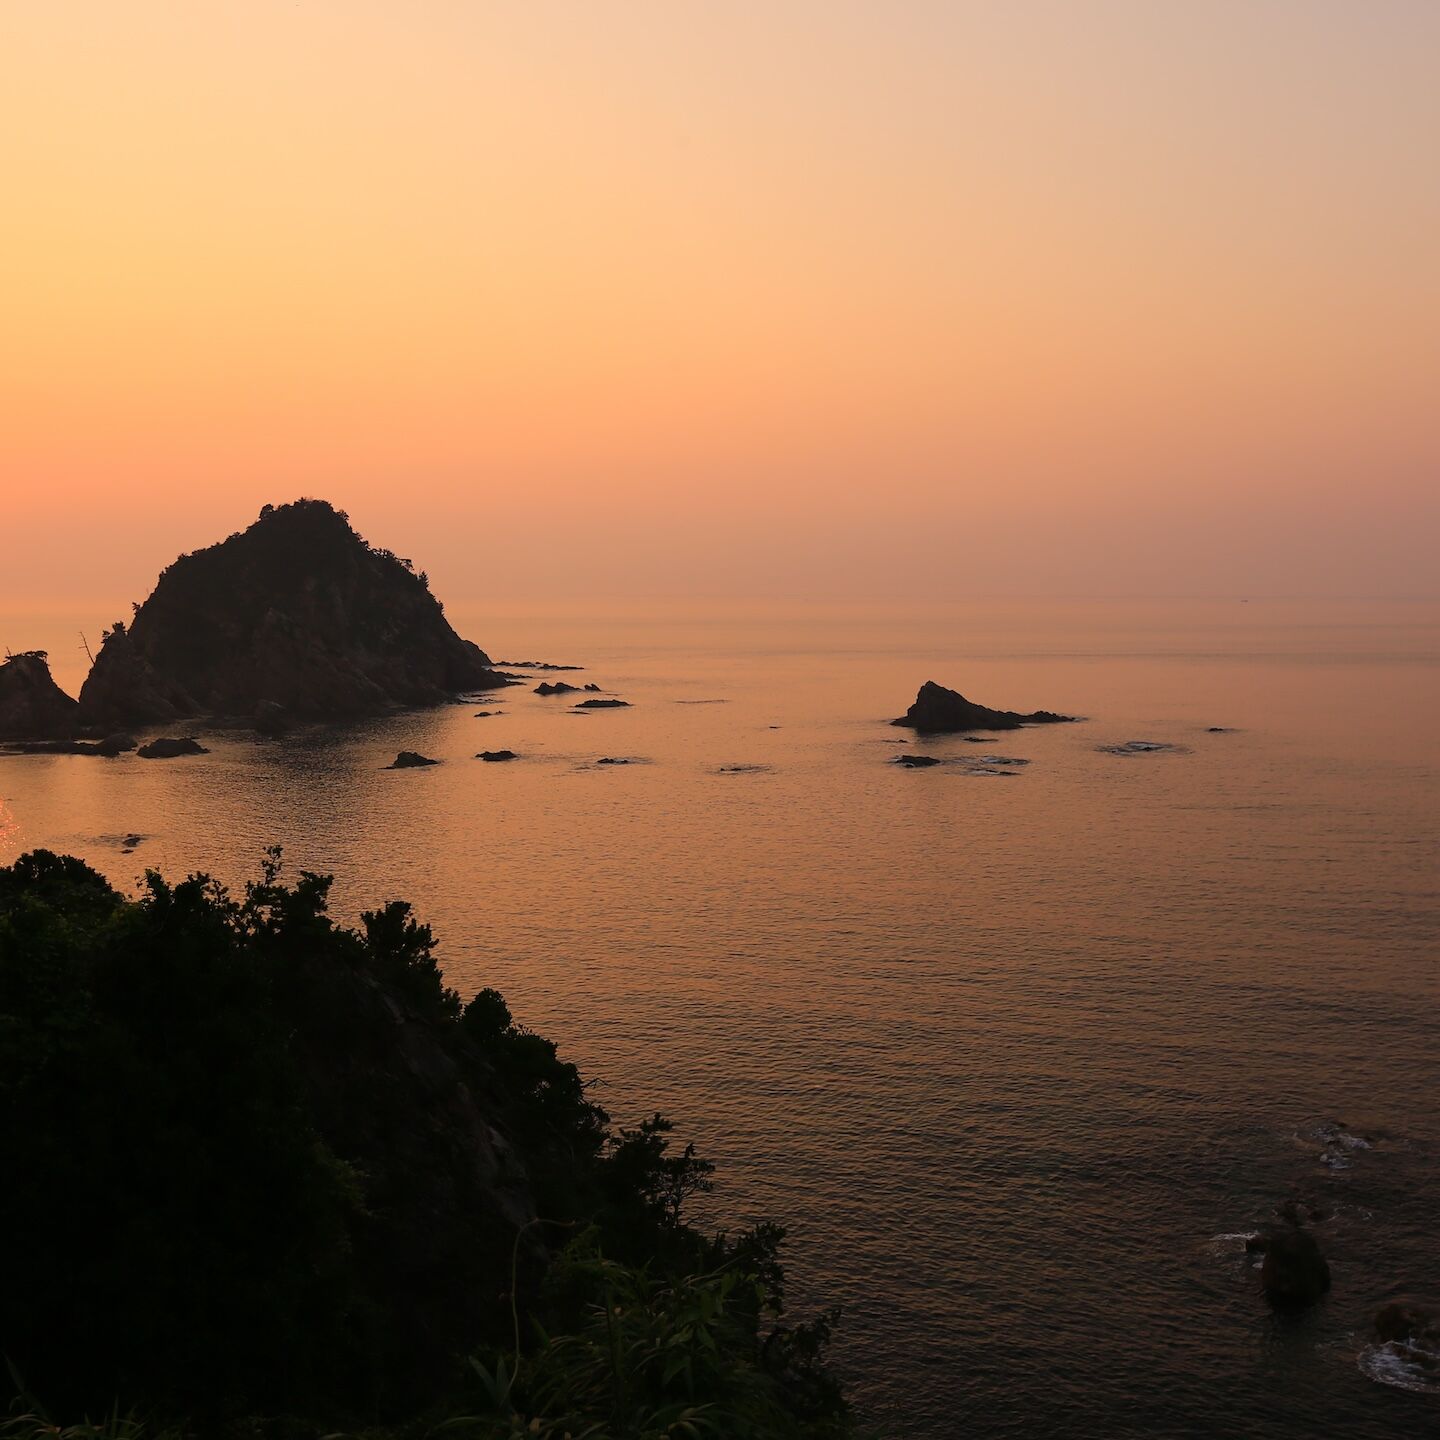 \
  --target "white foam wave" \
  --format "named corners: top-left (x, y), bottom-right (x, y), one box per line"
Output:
top-left (1358, 1340), bottom-right (1440, 1395)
